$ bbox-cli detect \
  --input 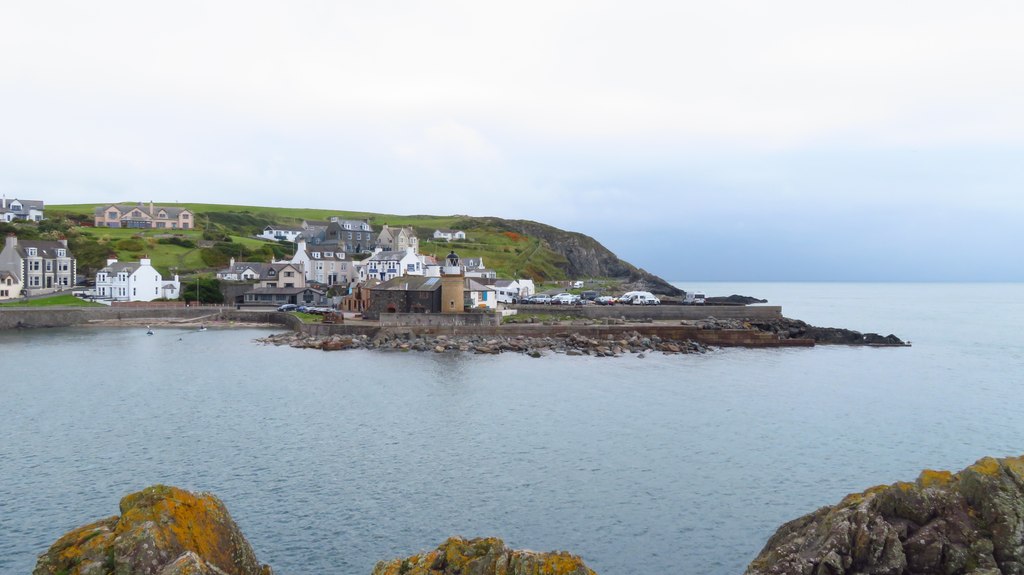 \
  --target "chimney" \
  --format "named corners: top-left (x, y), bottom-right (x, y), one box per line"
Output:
top-left (107, 258), bottom-right (118, 266)
top-left (5, 233), bottom-right (16, 249)
top-left (229, 257), bottom-right (235, 269)
top-left (150, 201), bottom-right (154, 214)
